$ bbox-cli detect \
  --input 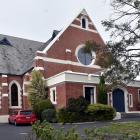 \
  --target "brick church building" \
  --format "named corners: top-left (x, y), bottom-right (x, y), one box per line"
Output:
top-left (0, 9), bottom-right (140, 118)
